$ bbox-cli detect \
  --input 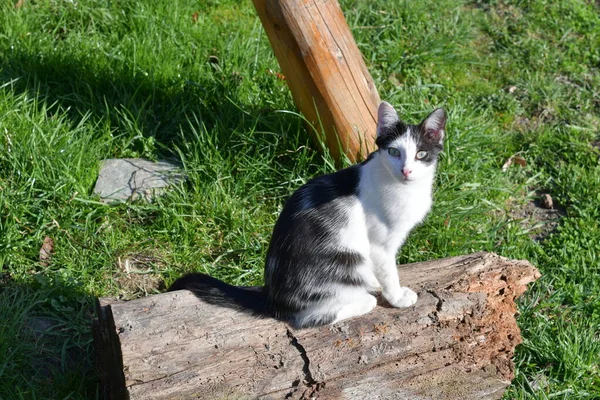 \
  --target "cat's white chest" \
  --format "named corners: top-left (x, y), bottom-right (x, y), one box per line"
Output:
top-left (394, 186), bottom-right (432, 226)
top-left (364, 184), bottom-right (432, 251)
